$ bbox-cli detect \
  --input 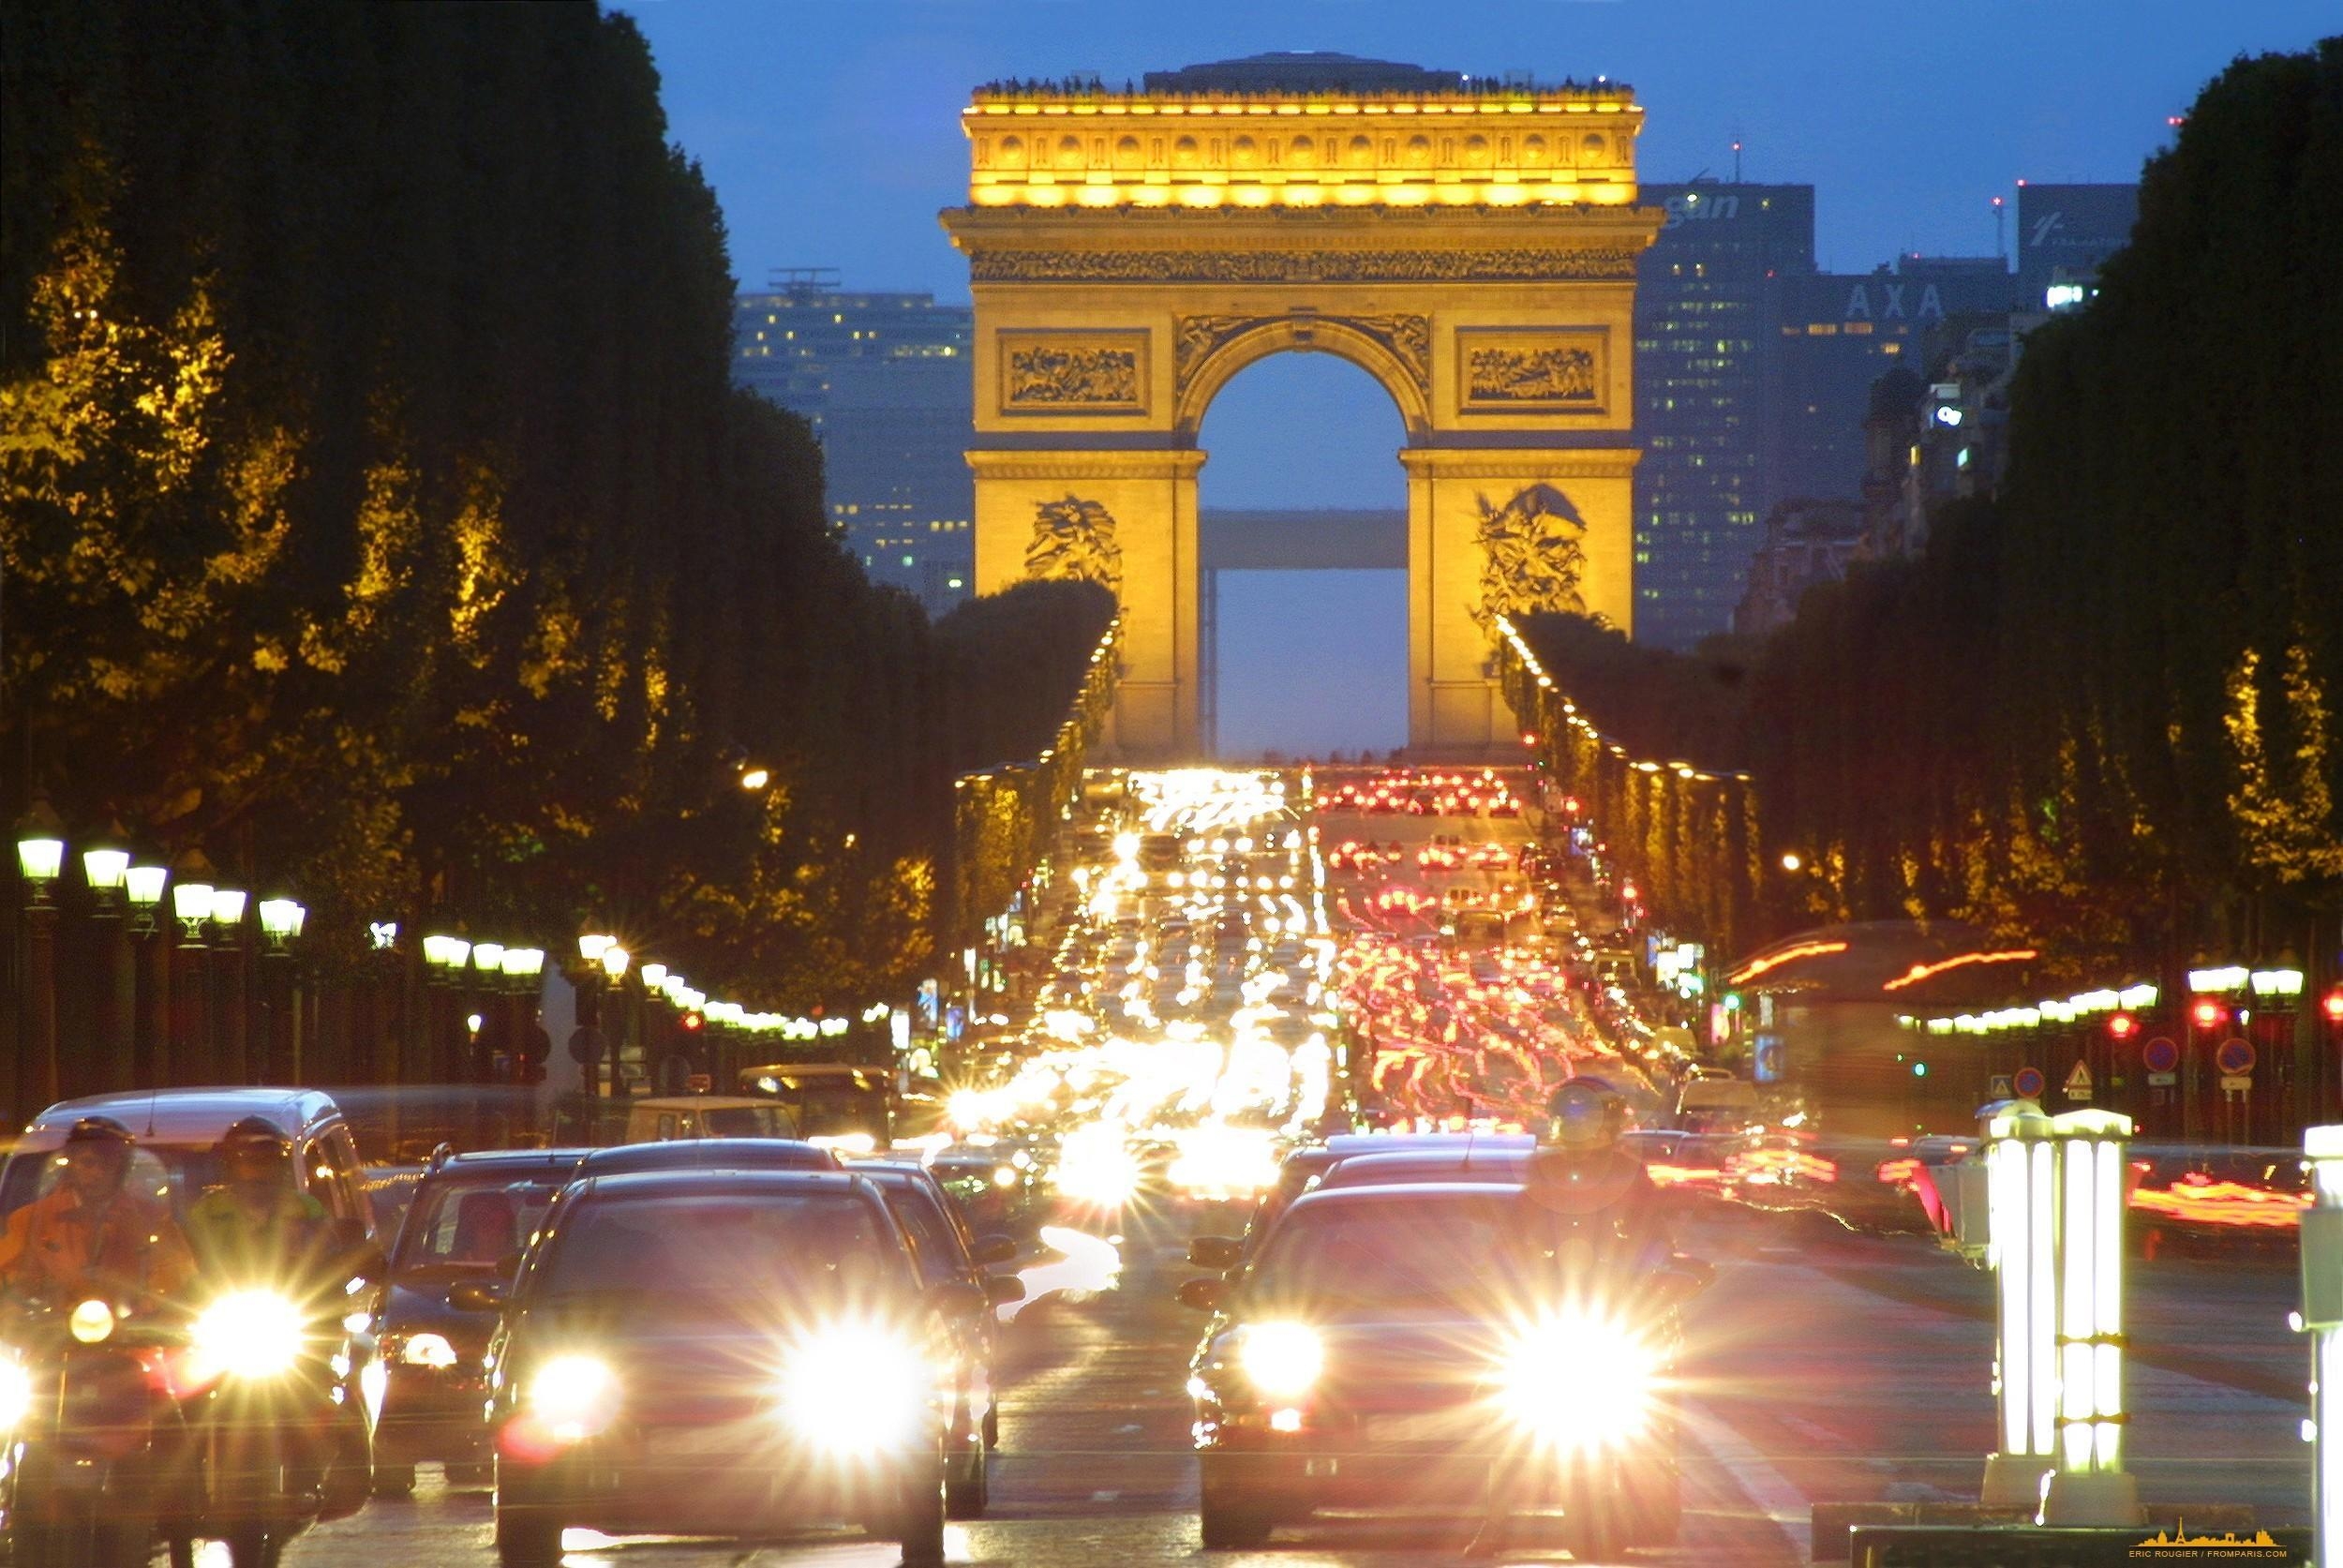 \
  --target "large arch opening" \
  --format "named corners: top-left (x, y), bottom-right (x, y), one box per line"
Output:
top-left (1196, 351), bottom-right (1409, 762)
